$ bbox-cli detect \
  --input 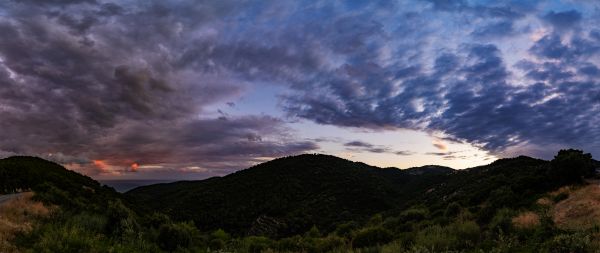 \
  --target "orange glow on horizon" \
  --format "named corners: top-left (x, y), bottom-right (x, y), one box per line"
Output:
top-left (92, 160), bottom-right (109, 173)
top-left (93, 160), bottom-right (106, 168)
top-left (131, 162), bottom-right (139, 172)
